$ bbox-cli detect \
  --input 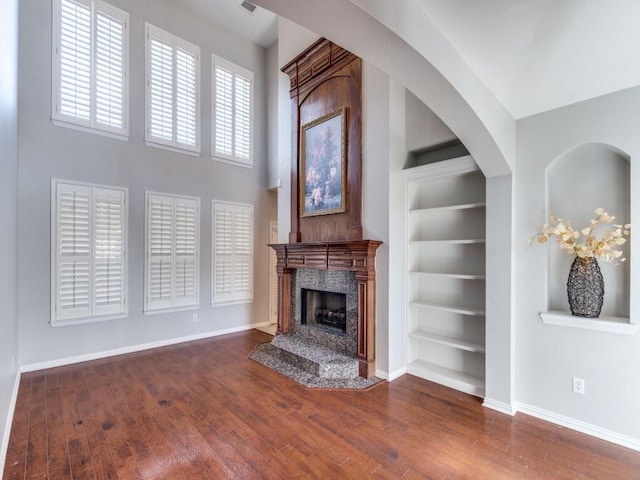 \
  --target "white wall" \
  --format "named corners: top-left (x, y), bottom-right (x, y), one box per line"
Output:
top-left (254, 0), bottom-right (513, 177)
top-left (516, 86), bottom-right (640, 443)
top-left (385, 78), bottom-right (408, 379)
top-left (361, 62), bottom-right (394, 377)
top-left (405, 90), bottom-right (457, 152)
top-left (0, 0), bottom-right (20, 466)
top-left (484, 174), bottom-right (515, 412)
top-left (17, 0), bottom-right (276, 366)
top-left (266, 40), bottom-right (279, 190)
top-left (275, 18), bottom-right (319, 243)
